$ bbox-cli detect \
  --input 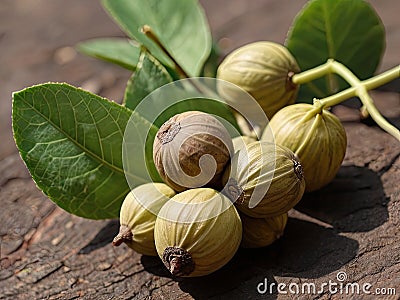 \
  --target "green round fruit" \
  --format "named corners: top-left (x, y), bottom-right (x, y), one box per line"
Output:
top-left (154, 188), bottom-right (242, 277)
top-left (113, 183), bottom-right (175, 256)
top-left (264, 103), bottom-right (347, 192)
top-left (217, 41), bottom-right (300, 119)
